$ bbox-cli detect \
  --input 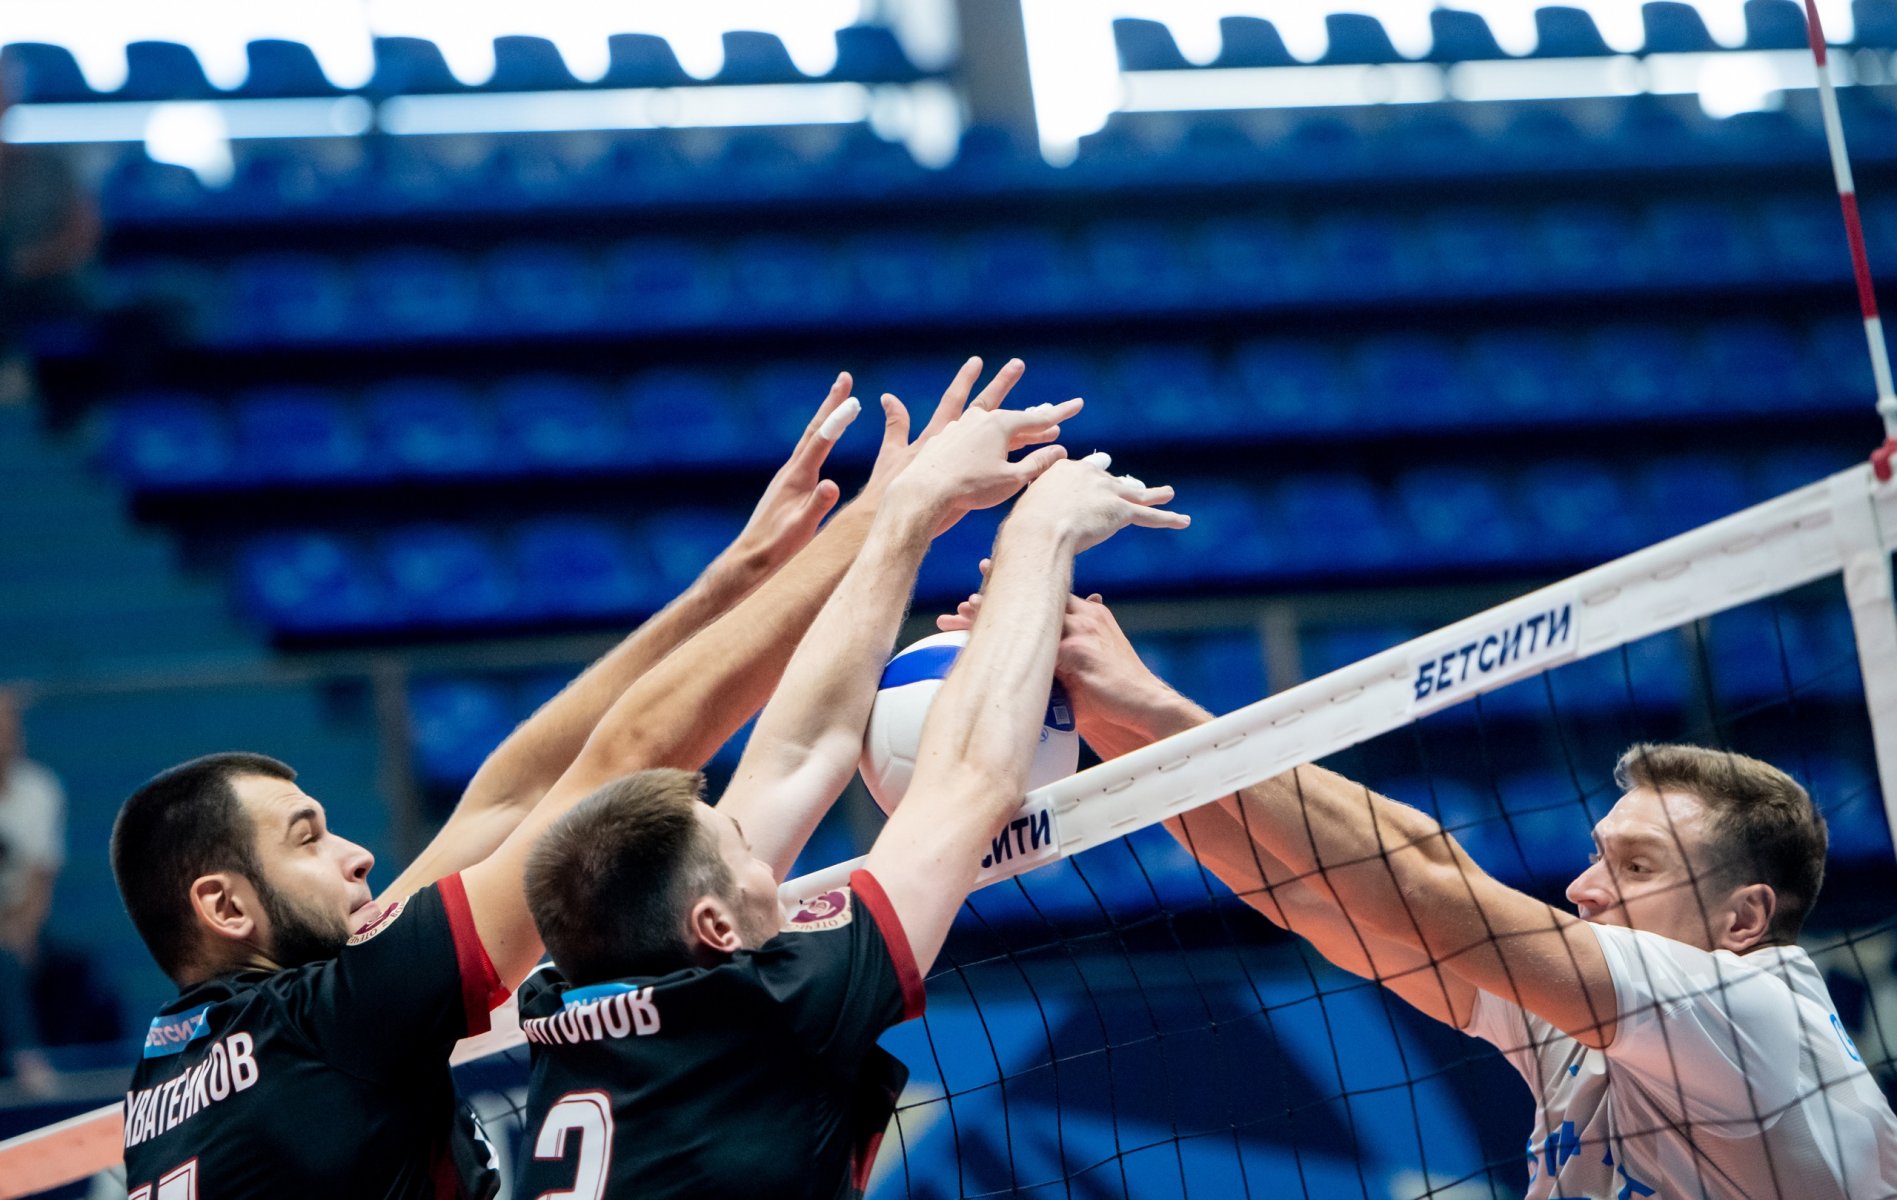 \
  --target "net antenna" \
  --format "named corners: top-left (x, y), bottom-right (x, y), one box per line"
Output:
top-left (1802, 0), bottom-right (1897, 478)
